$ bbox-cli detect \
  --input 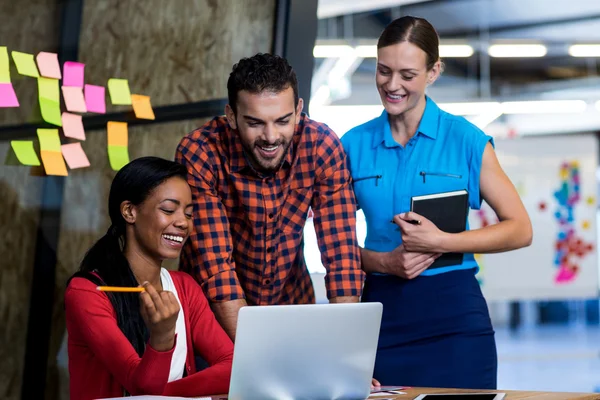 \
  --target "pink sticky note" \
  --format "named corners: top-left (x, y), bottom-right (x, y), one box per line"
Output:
top-left (36, 52), bottom-right (61, 79)
top-left (61, 86), bottom-right (87, 113)
top-left (0, 83), bottom-right (19, 107)
top-left (63, 61), bottom-right (85, 87)
top-left (61, 112), bottom-right (86, 140)
top-left (61, 142), bottom-right (90, 169)
top-left (85, 84), bottom-right (105, 113)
